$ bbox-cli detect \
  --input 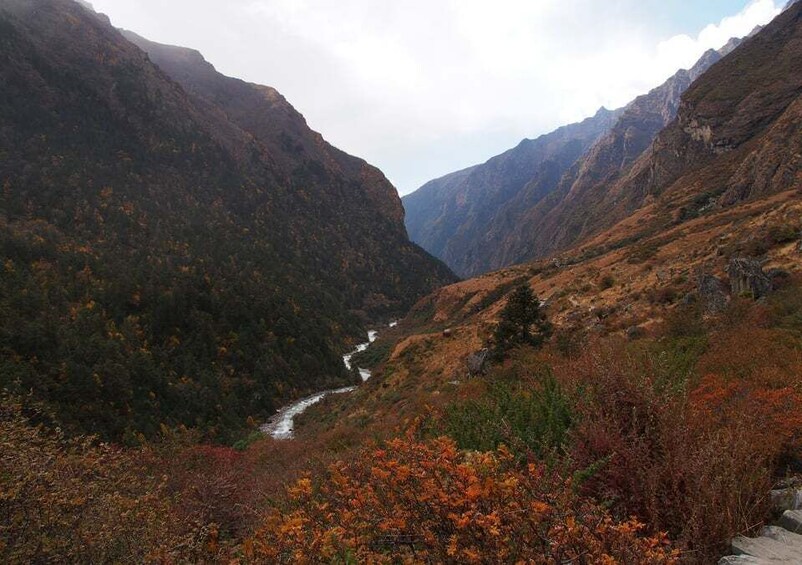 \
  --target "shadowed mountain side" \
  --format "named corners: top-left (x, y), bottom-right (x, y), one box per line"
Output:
top-left (0, 0), bottom-right (454, 441)
top-left (403, 107), bottom-right (622, 277)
